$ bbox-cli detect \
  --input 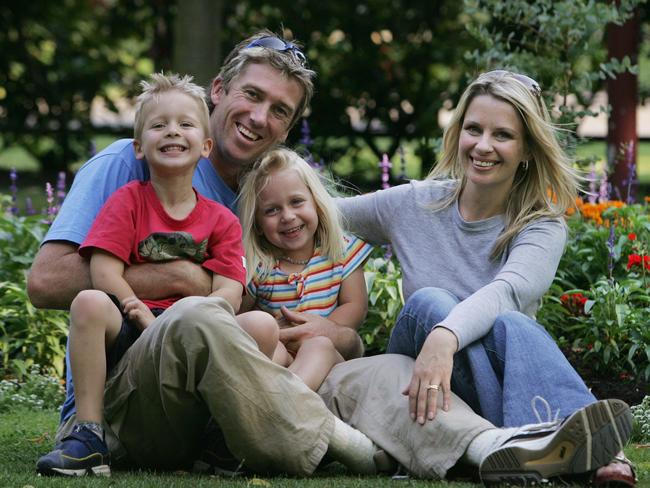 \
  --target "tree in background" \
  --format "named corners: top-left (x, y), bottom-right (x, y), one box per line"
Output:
top-left (0, 0), bottom-right (156, 174)
top-left (172, 0), bottom-right (223, 88)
